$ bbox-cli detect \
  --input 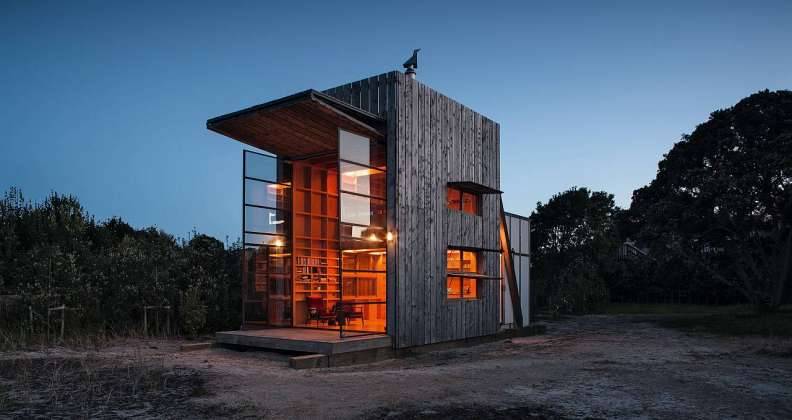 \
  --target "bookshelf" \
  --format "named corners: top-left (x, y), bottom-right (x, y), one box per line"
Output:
top-left (340, 250), bottom-right (387, 325)
top-left (292, 160), bottom-right (340, 327)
